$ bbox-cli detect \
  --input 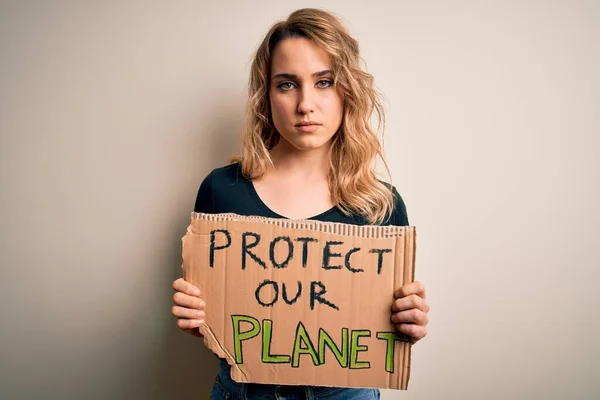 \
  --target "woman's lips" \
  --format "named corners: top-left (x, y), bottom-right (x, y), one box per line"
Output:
top-left (295, 124), bottom-right (321, 132)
